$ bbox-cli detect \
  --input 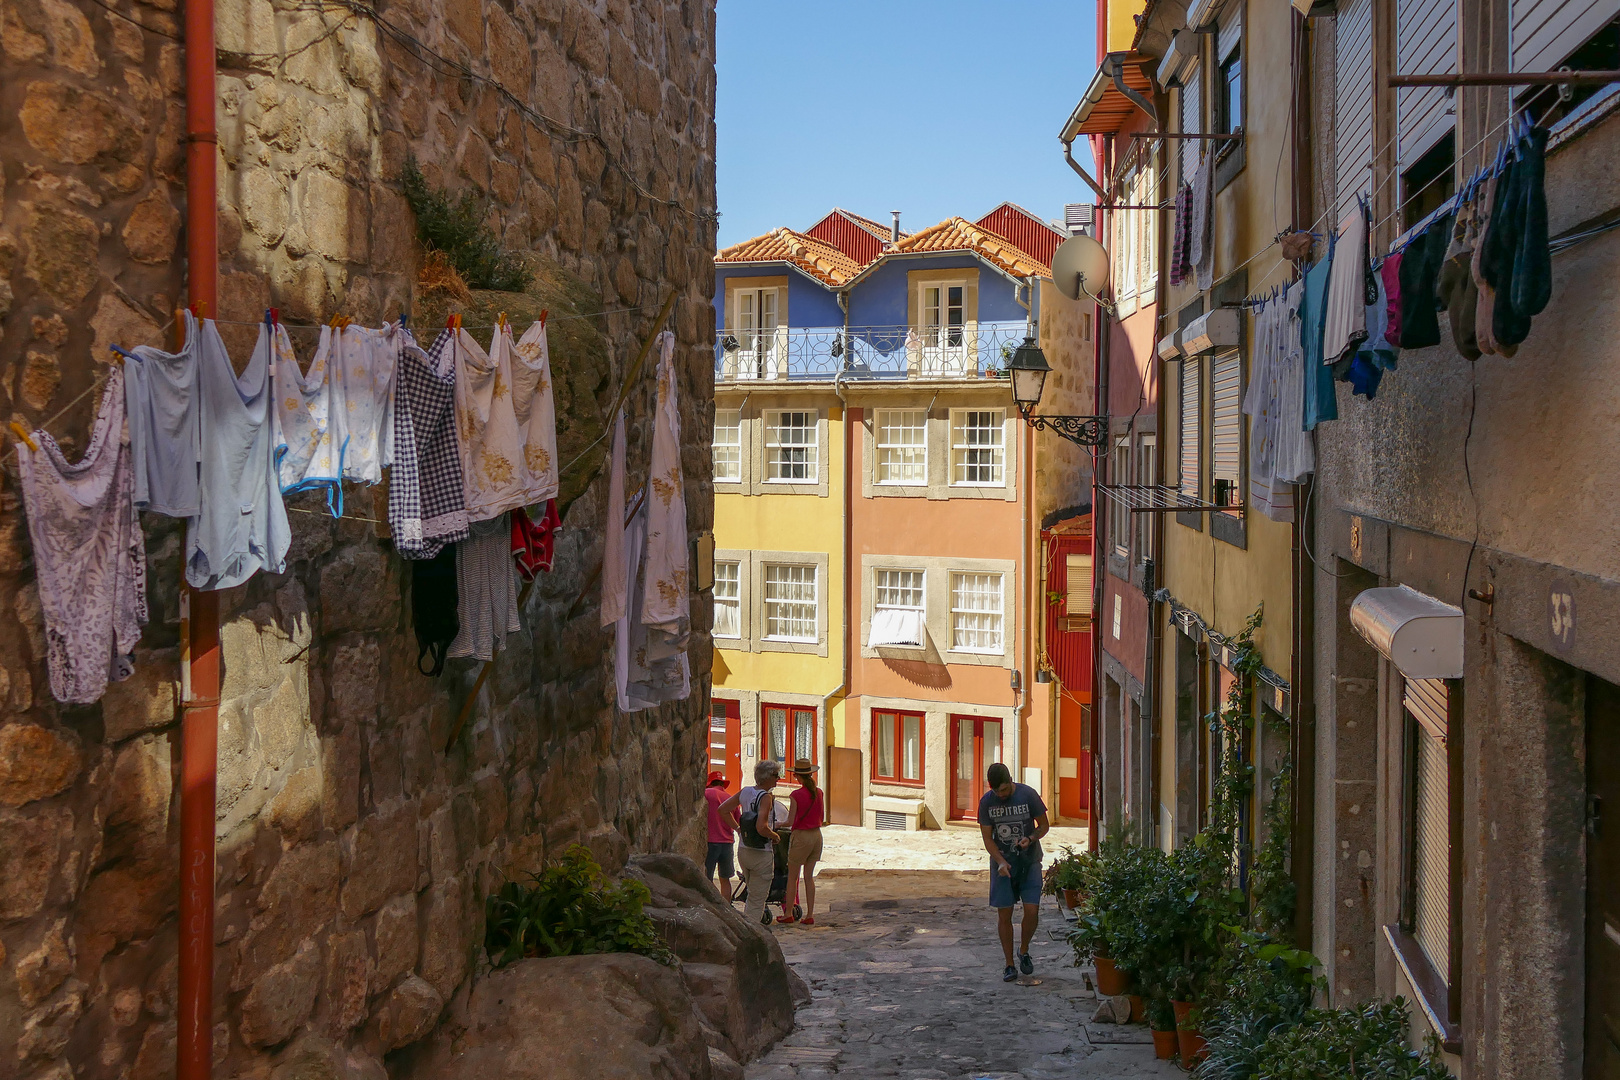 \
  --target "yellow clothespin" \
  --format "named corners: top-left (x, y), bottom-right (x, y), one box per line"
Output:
top-left (10, 422), bottom-right (38, 453)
